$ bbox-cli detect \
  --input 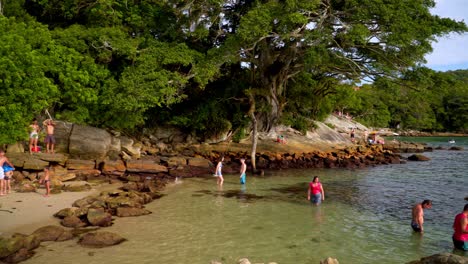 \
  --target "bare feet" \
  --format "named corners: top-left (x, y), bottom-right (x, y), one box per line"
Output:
top-left (43, 194), bottom-right (49, 197)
